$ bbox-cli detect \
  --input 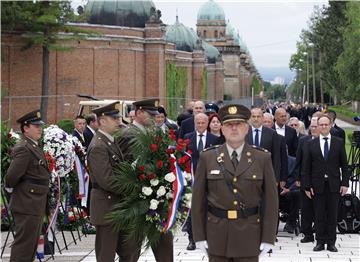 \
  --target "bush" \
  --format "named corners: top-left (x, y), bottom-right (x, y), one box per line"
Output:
top-left (57, 119), bottom-right (74, 134)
